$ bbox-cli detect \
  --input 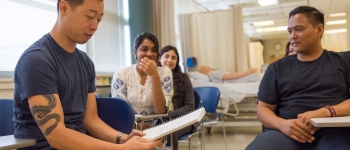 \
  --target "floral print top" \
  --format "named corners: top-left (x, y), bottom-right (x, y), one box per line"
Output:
top-left (111, 64), bottom-right (173, 126)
